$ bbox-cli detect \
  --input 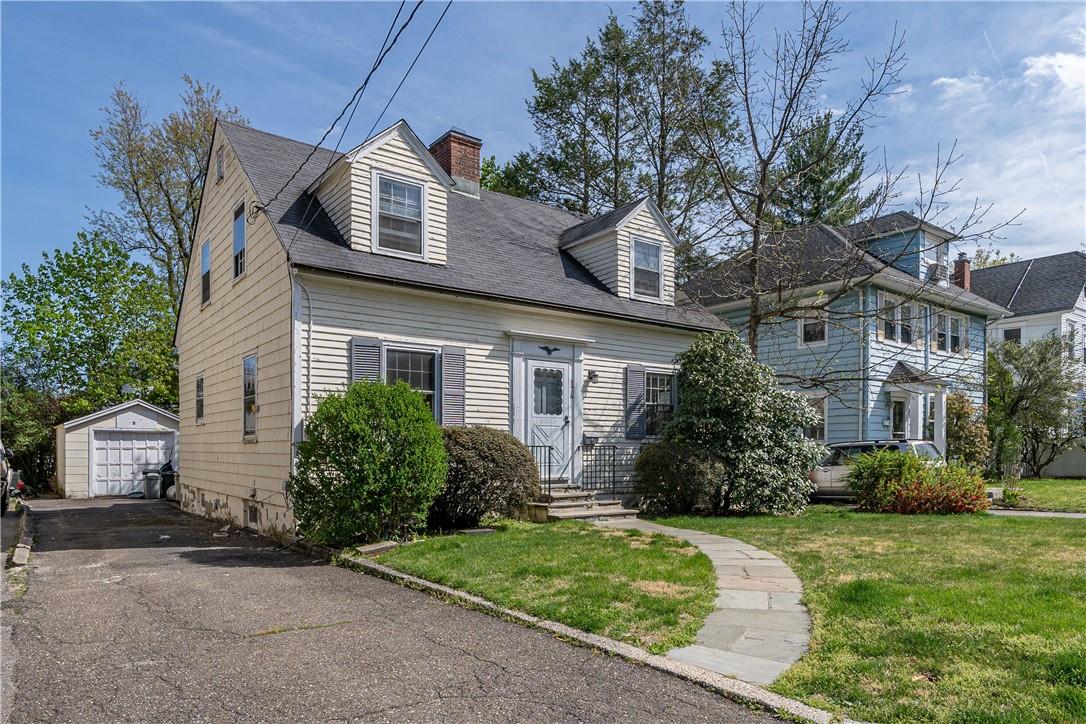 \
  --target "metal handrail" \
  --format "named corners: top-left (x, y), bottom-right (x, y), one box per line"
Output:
top-left (582, 444), bottom-right (619, 499)
top-left (526, 445), bottom-right (554, 497)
